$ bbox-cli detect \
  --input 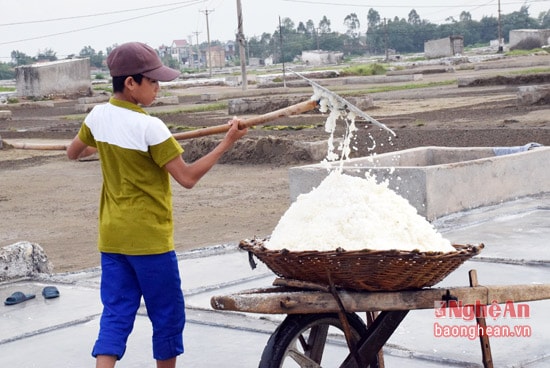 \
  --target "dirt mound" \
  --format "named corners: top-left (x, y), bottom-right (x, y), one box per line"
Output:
top-left (183, 136), bottom-right (321, 165)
